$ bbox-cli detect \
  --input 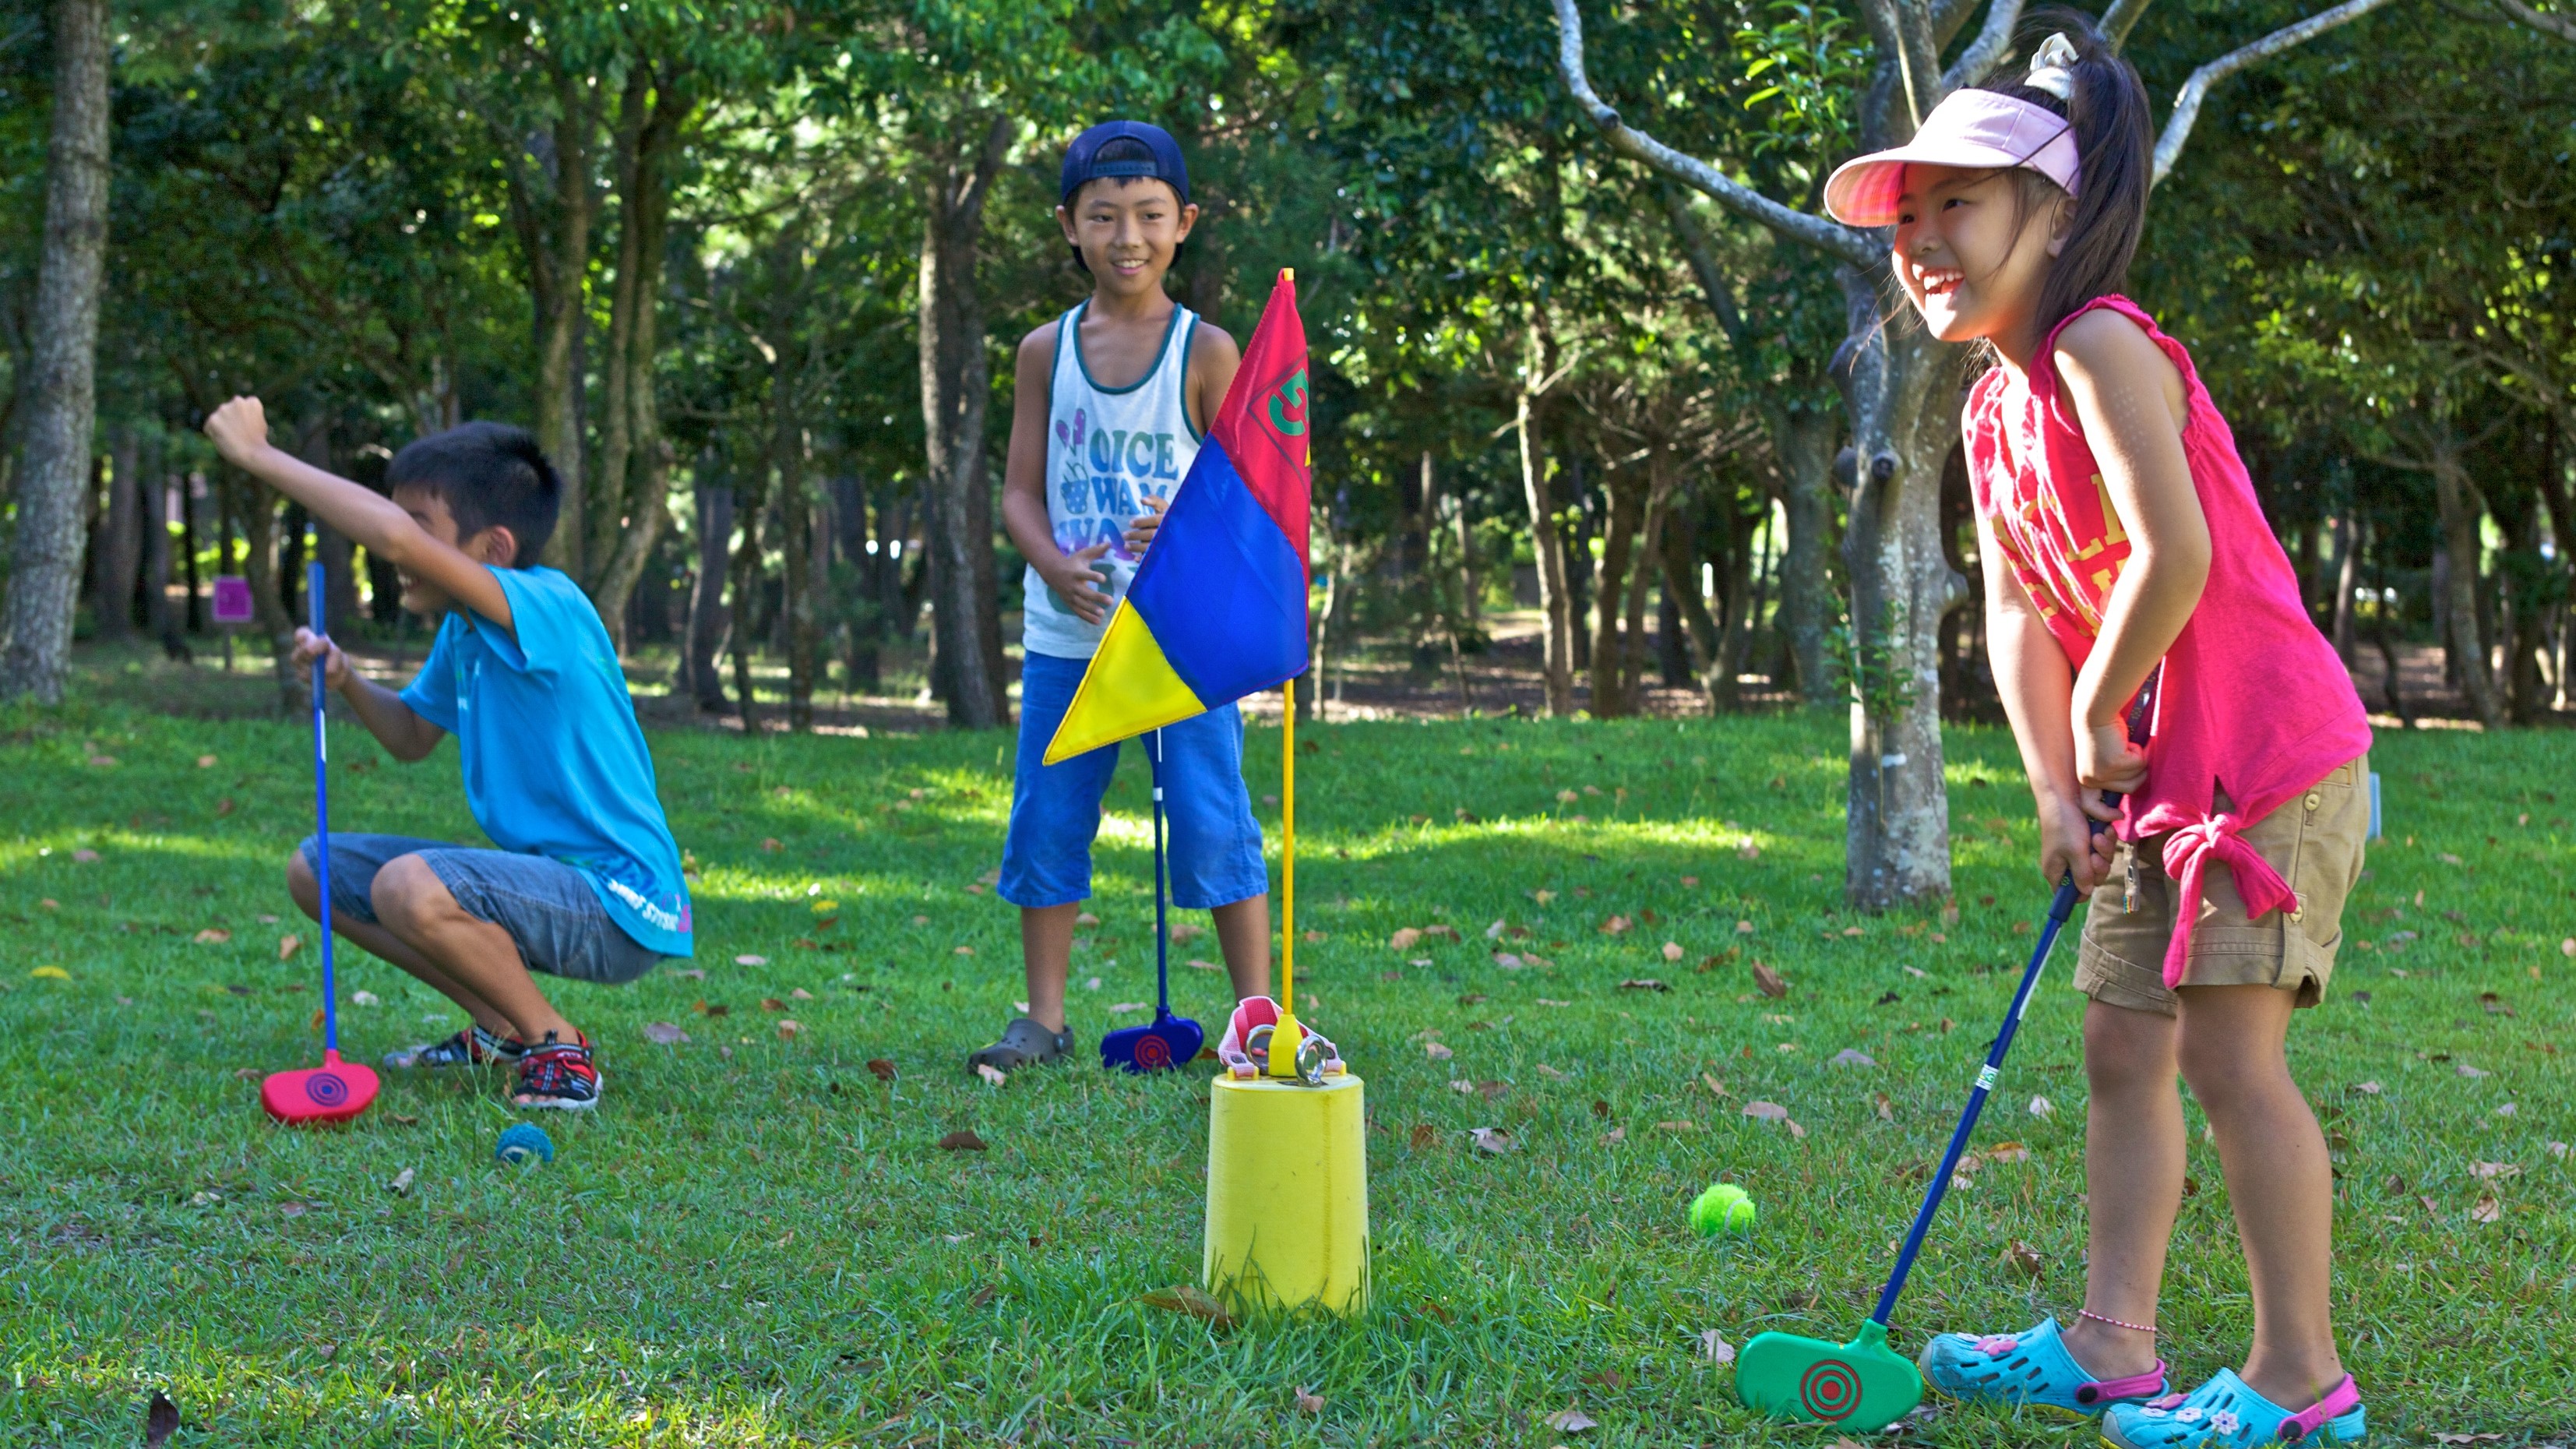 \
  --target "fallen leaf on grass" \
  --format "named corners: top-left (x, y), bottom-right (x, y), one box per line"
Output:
top-left (30, 965), bottom-right (70, 981)
top-left (1188, 958), bottom-right (1222, 972)
top-left (2470, 1161), bottom-right (2521, 1180)
top-left (2433, 1435), bottom-right (2505, 1445)
top-left (1743, 1099), bottom-right (1790, 1122)
top-left (1603, 1126), bottom-right (1626, 1144)
top-left (2456, 1063), bottom-right (2490, 1079)
top-left (1661, 941), bottom-right (1684, 962)
top-left (1424, 1041), bottom-right (1454, 1061)
top-left (1874, 1092), bottom-right (1894, 1121)
top-left (1544, 1408), bottom-right (1598, 1433)
top-left (1751, 961), bottom-right (1788, 999)
top-left (1140, 1284), bottom-right (1233, 1326)
top-left (1389, 926), bottom-right (1423, 950)
top-left (692, 1000), bottom-right (728, 1017)
top-left (777, 1019), bottom-right (803, 1039)
top-left (2353, 1081), bottom-right (2382, 1095)
top-left (791, 987), bottom-right (815, 1000)
top-left (386, 1167), bottom-right (415, 1197)
top-left (308, 1007), bottom-right (326, 1031)
top-left (735, 954), bottom-right (768, 966)
top-left (953, 945), bottom-right (975, 957)
top-left (1293, 1388), bottom-right (1325, 1415)
top-left (1654, 1119), bottom-right (1699, 1134)
top-left (2470, 1193), bottom-right (2503, 1224)
top-left (1469, 1126), bottom-right (1515, 1155)
top-left (758, 996), bottom-right (787, 1011)
top-left (867, 1058), bottom-right (897, 1082)
top-left (2000, 1239), bottom-right (2045, 1276)
top-left (760, 838), bottom-right (783, 853)
top-left (72, 848), bottom-right (100, 862)
top-left (974, 1063), bottom-right (1007, 1088)
top-left (193, 929), bottom-right (231, 945)
top-left (1831, 1049), bottom-right (1877, 1067)
top-left (1169, 923), bottom-right (1206, 944)
top-left (1617, 978), bottom-right (1669, 992)
top-left (2028, 1095), bottom-right (2056, 1118)
top-left (1410, 1124), bottom-right (1437, 1150)
top-left (1700, 1329), bottom-right (1736, 1364)
top-left (1108, 1001), bottom-right (1151, 1014)
top-left (642, 1022), bottom-right (689, 1045)
top-left (937, 1129), bottom-right (988, 1151)
top-left (144, 1391), bottom-right (179, 1448)
top-left (1983, 1141), bottom-right (2032, 1164)
top-left (1600, 915), bottom-right (1633, 936)
top-left (351, 990), bottom-right (379, 1007)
